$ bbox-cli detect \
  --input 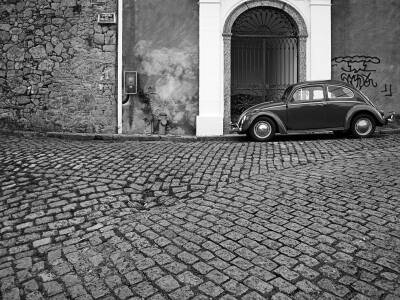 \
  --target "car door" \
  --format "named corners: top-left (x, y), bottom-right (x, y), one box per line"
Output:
top-left (324, 85), bottom-right (361, 128)
top-left (286, 85), bottom-right (328, 130)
